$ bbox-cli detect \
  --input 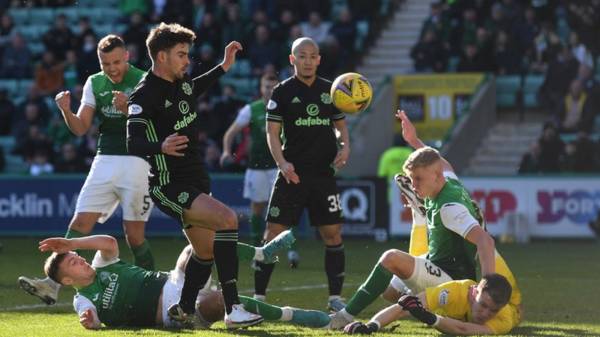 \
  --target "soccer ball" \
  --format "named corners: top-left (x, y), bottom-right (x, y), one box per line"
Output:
top-left (330, 72), bottom-right (373, 114)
